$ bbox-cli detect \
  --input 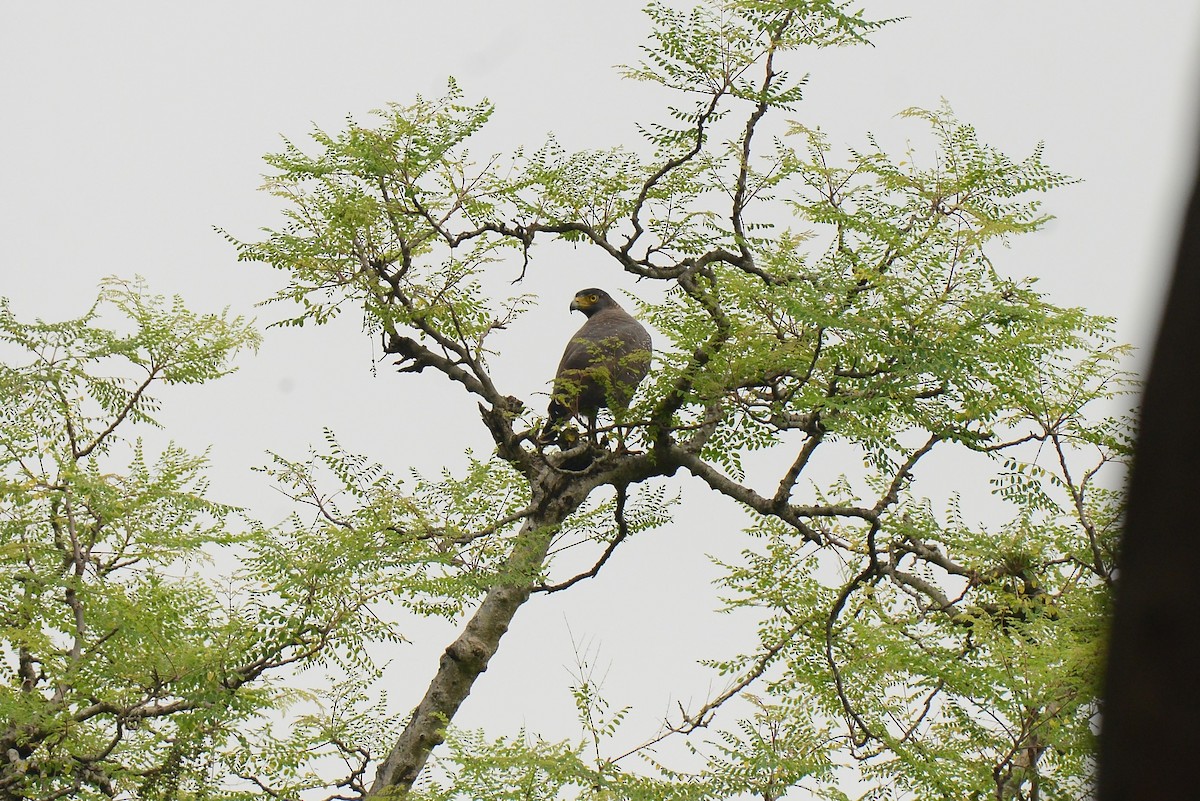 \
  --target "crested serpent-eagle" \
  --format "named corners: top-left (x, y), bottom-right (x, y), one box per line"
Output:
top-left (540, 288), bottom-right (652, 447)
